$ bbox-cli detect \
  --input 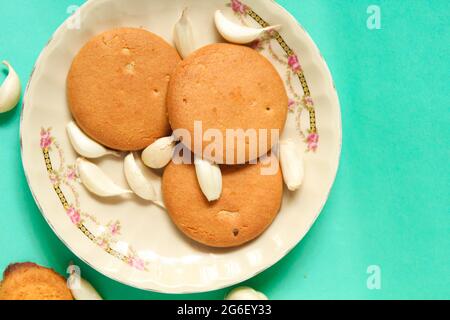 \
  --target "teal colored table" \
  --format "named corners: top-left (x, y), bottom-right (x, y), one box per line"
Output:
top-left (0, 0), bottom-right (448, 300)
